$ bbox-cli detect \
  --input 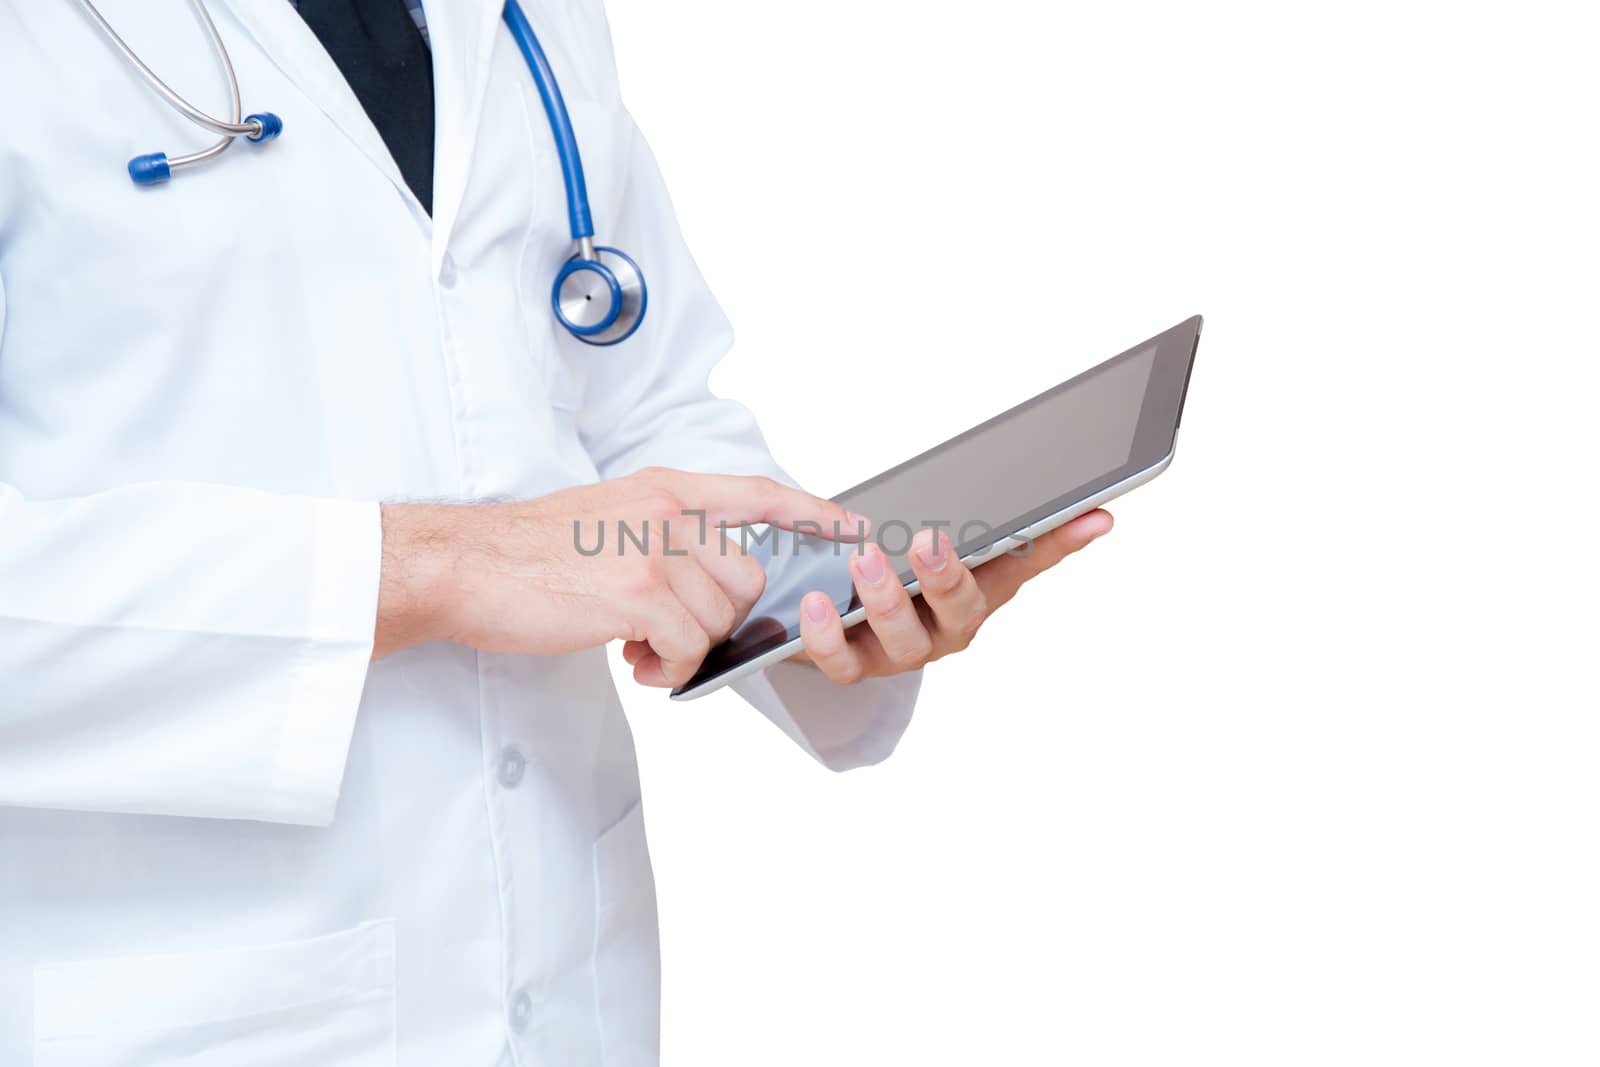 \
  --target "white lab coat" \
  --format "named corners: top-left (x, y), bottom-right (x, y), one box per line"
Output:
top-left (0, 1), bottom-right (919, 1063)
